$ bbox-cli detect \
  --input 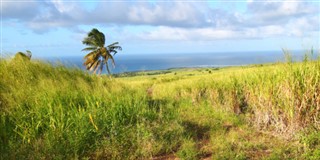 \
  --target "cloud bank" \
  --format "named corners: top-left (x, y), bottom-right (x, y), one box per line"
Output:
top-left (2, 0), bottom-right (319, 41)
